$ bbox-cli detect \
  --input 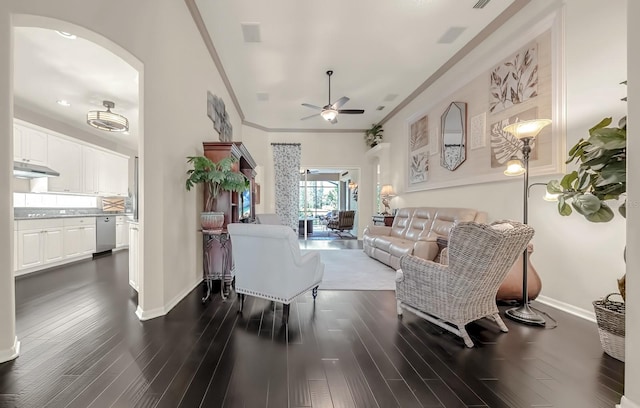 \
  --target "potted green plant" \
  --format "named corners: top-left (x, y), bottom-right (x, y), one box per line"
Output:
top-left (186, 155), bottom-right (249, 230)
top-left (364, 123), bottom-right (384, 148)
top-left (547, 115), bottom-right (626, 361)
